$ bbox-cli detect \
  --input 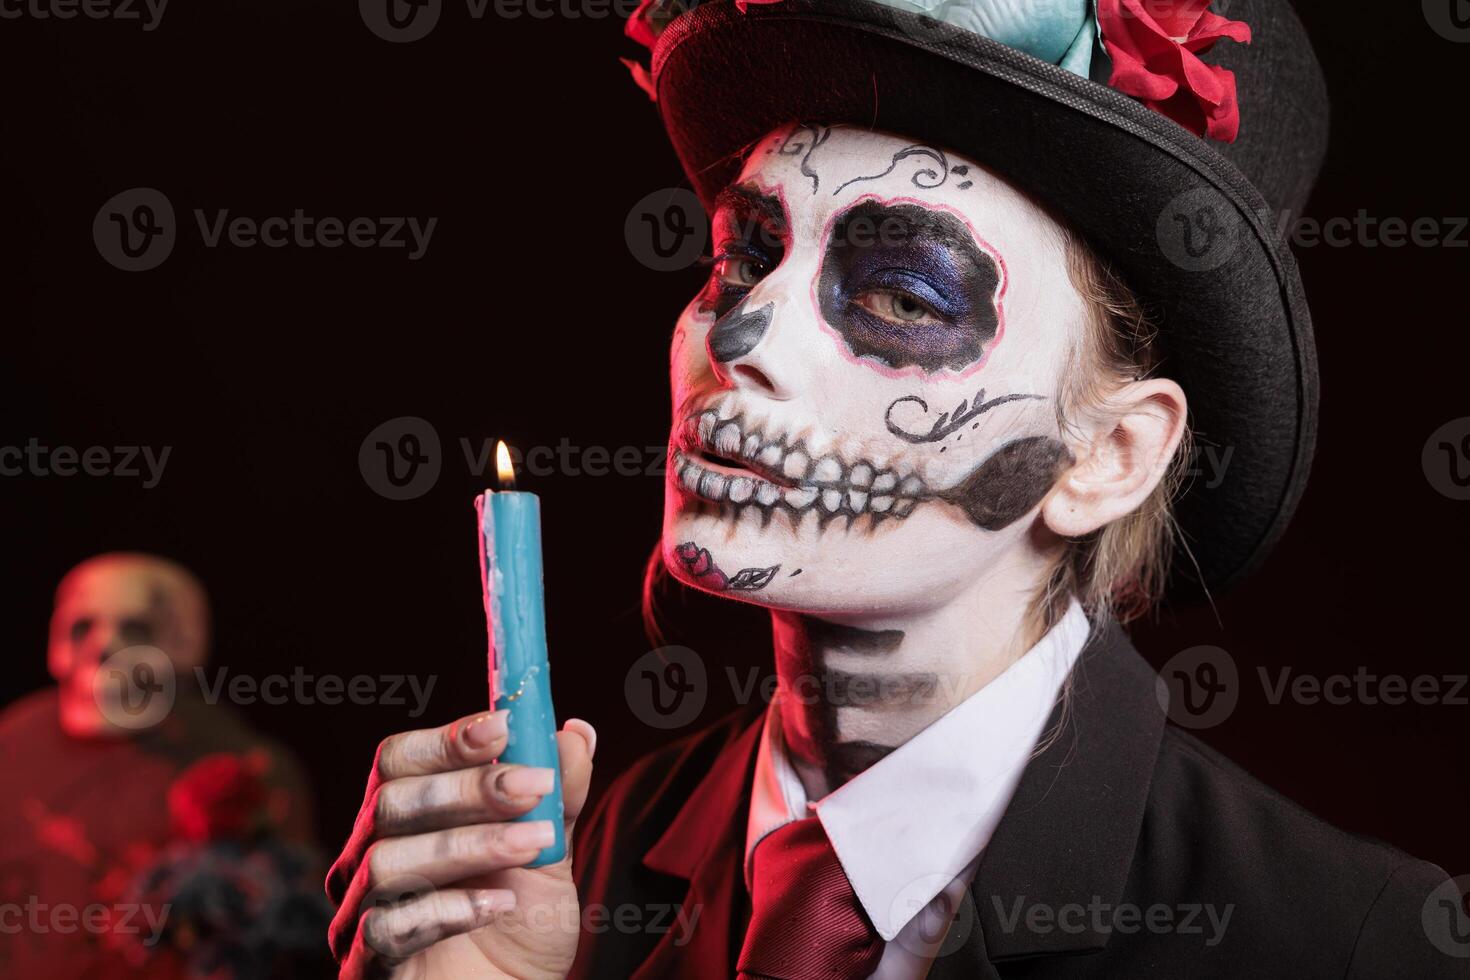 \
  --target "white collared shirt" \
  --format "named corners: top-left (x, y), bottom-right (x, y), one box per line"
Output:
top-left (744, 599), bottom-right (1091, 979)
